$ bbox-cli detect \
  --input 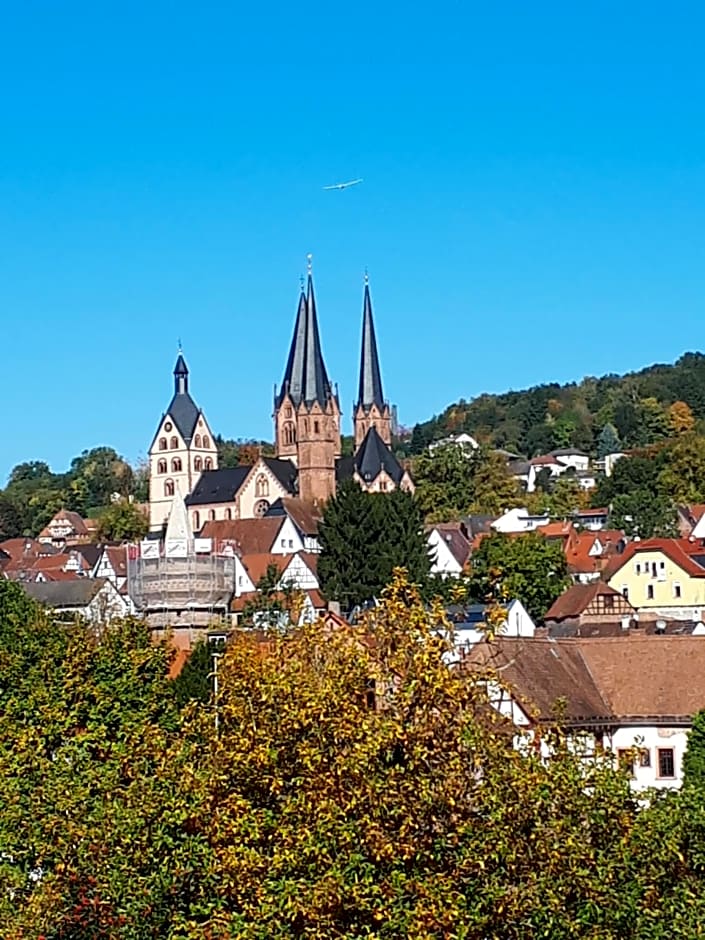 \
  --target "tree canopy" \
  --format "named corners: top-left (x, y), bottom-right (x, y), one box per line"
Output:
top-left (318, 482), bottom-right (431, 610)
